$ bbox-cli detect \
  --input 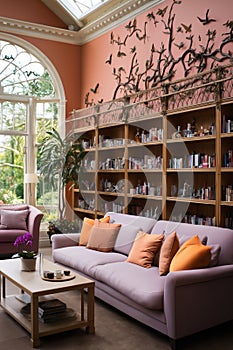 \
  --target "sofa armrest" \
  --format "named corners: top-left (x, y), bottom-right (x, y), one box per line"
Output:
top-left (164, 265), bottom-right (233, 340)
top-left (52, 233), bottom-right (80, 250)
top-left (27, 205), bottom-right (43, 253)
